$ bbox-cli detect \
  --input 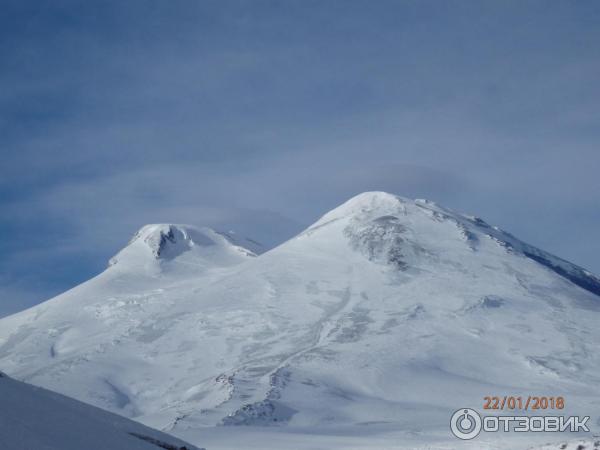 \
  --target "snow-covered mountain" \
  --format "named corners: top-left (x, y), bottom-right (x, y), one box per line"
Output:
top-left (1, 192), bottom-right (599, 449)
top-left (0, 371), bottom-right (201, 450)
top-left (107, 223), bottom-right (260, 273)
